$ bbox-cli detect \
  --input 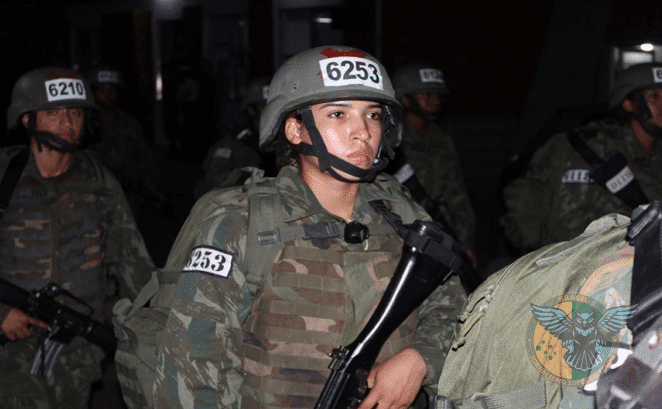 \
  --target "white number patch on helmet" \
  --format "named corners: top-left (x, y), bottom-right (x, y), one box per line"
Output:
top-left (419, 68), bottom-right (445, 84)
top-left (183, 246), bottom-right (234, 278)
top-left (97, 70), bottom-right (121, 84)
top-left (44, 79), bottom-right (87, 102)
top-left (653, 67), bottom-right (662, 83)
top-left (319, 57), bottom-right (383, 90)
